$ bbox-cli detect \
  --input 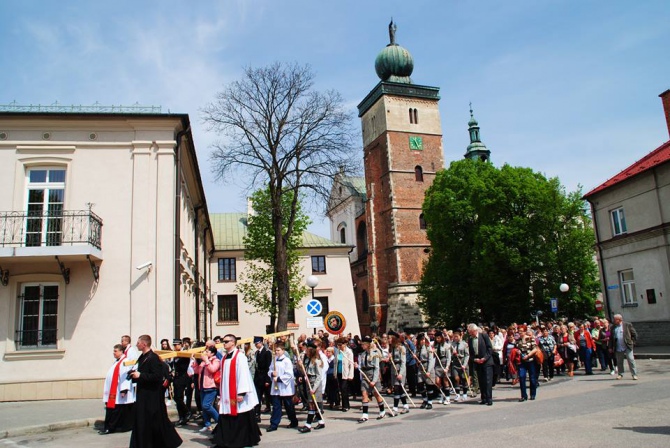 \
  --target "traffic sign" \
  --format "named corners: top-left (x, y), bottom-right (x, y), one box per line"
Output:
top-left (306, 317), bottom-right (323, 329)
top-left (550, 298), bottom-right (558, 313)
top-left (306, 299), bottom-right (322, 316)
top-left (595, 299), bottom-right (604, 312)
